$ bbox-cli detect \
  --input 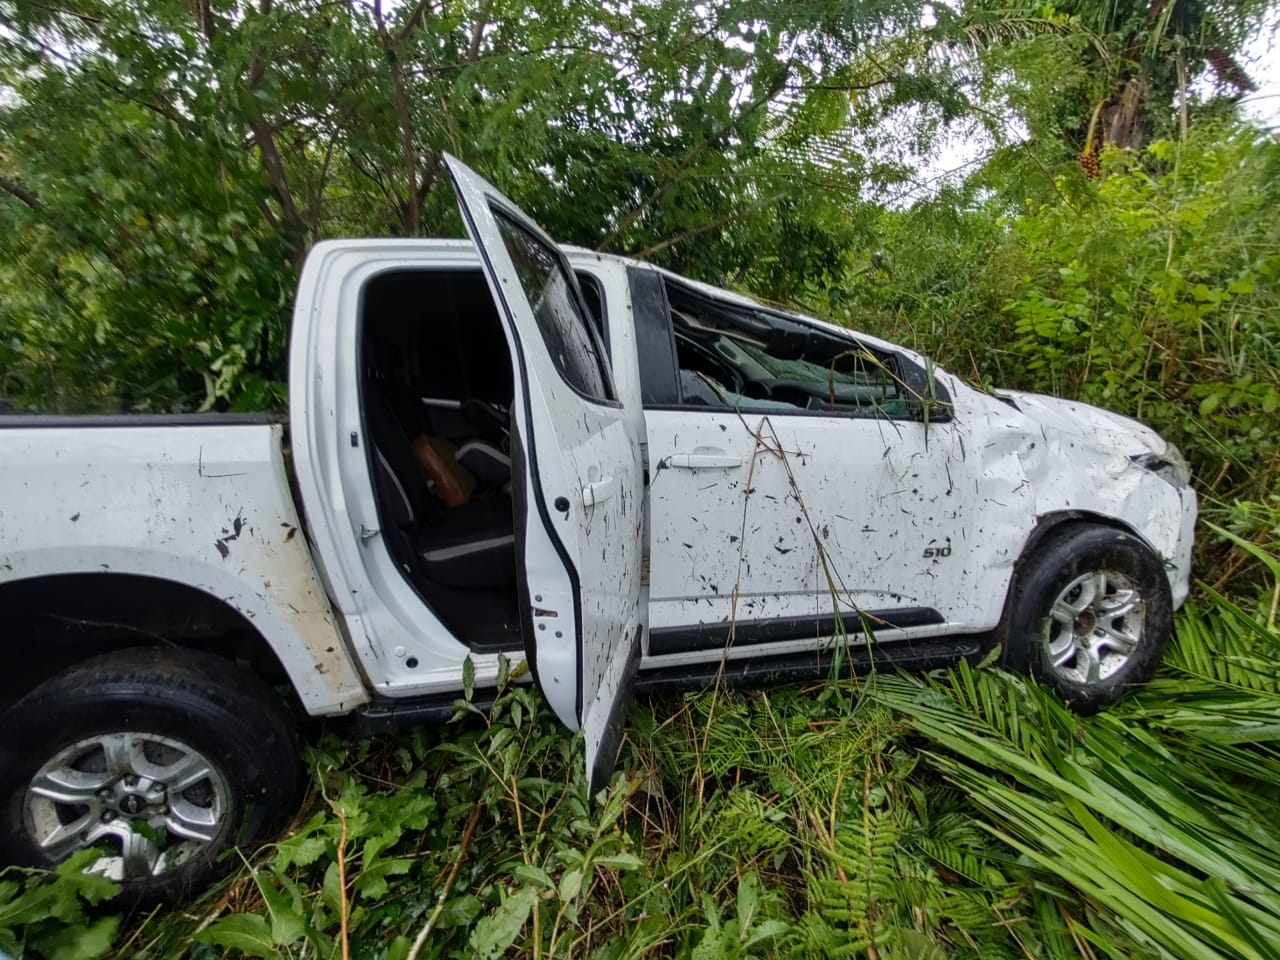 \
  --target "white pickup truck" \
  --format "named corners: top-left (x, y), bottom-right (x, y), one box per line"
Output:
top-left (0, 157), bottom-right (1195, 901)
